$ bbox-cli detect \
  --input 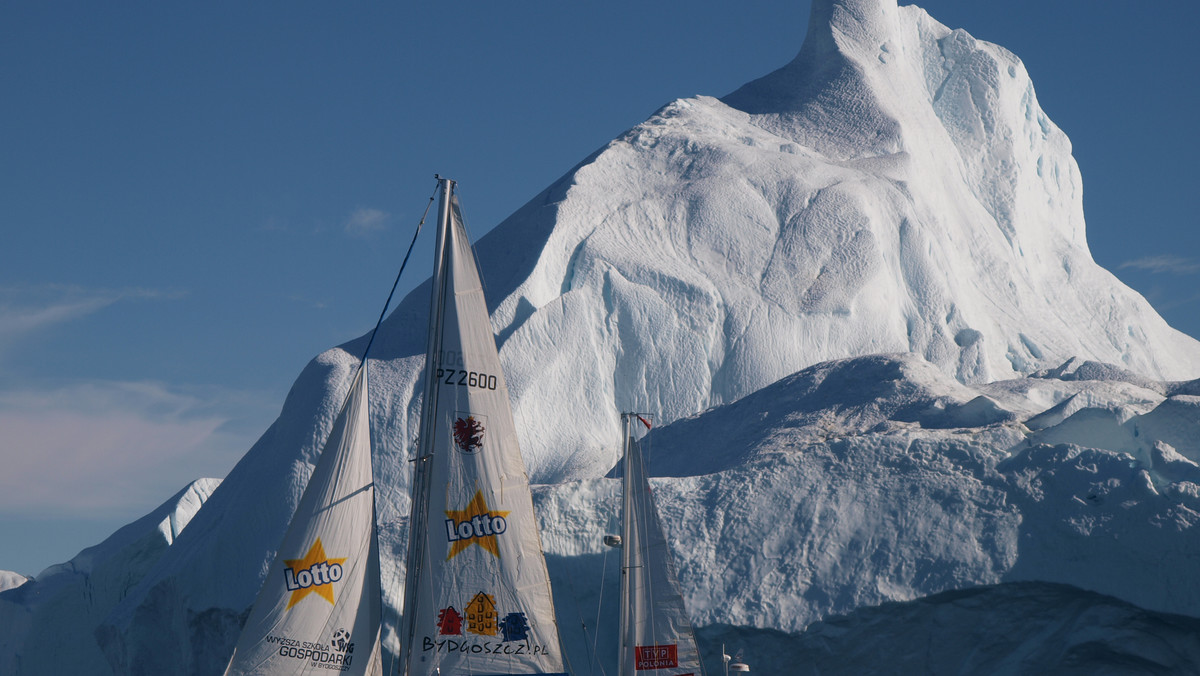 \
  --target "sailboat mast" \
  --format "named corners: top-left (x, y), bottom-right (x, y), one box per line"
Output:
top-left (399, 176), bottom-right (454, 675)
top-left (419, 176), bottom-right (454, 452)
top-left (618, 412), bottom-right (634, 676)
